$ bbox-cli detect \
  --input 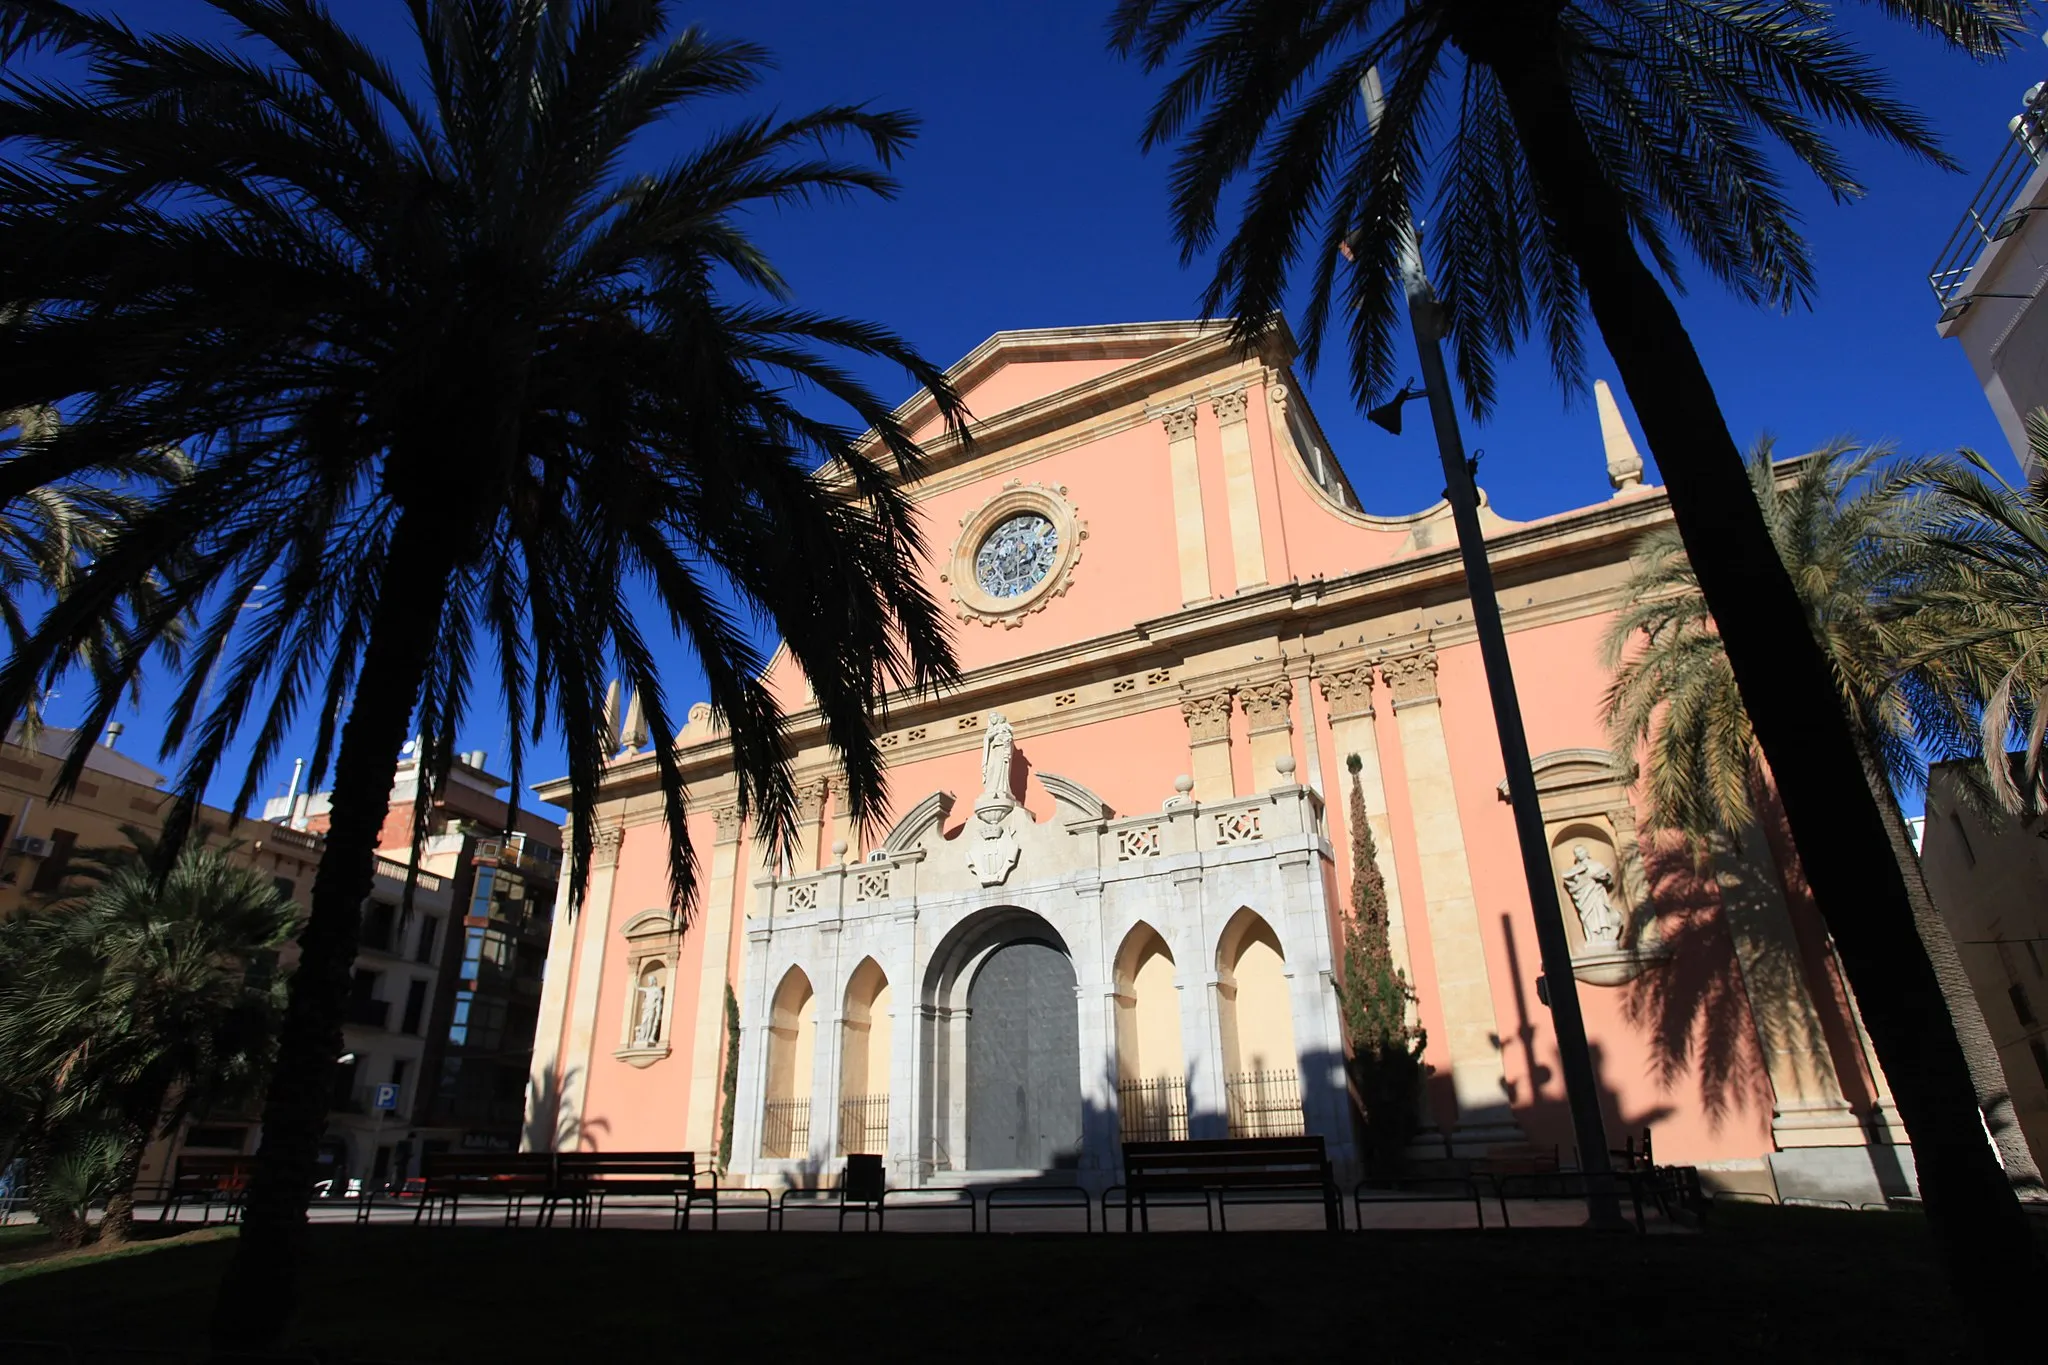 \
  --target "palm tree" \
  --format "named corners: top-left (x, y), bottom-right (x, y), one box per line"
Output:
top-left (1602, 440), bottom-right (2043, 1195)
top-left (0, 3), bottom-right (963, 1344)
top-left (1, 403), bottom-right (186, 734)
top-left (1906, 413), bottom-right (2048, 808)
top-left (1108, 0), bottom-right (2039, 1305)
top-left (0, 838), bottom-right (296, 1246)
